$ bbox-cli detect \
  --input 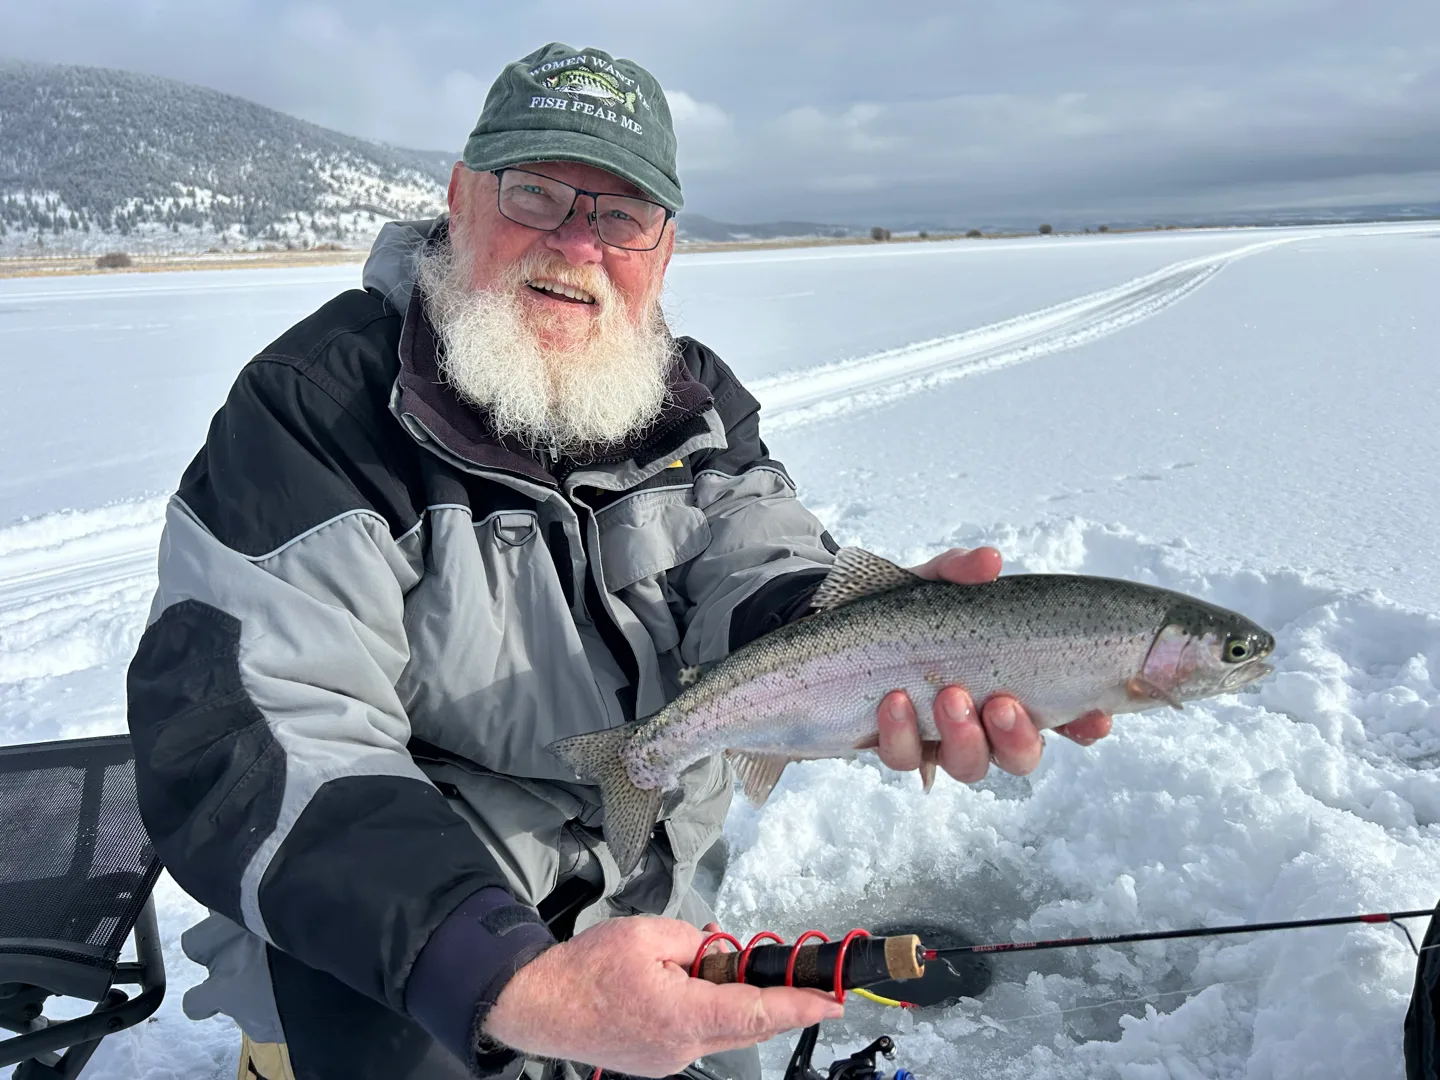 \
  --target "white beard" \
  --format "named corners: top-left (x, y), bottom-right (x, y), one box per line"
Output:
top-left (414, 236), bottom-right (674, 455)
